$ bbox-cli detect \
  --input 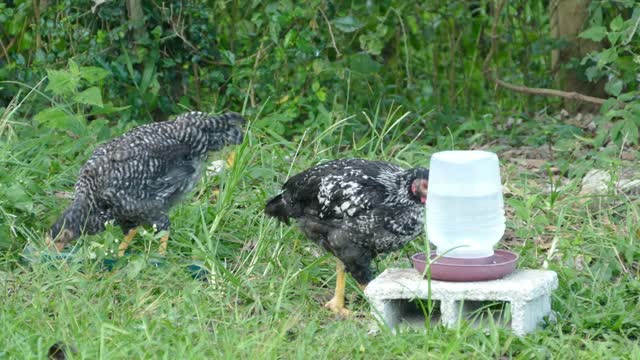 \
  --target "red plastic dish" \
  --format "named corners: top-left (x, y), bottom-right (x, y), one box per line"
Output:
top-left (411, 250), bottom-right (519, 282)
